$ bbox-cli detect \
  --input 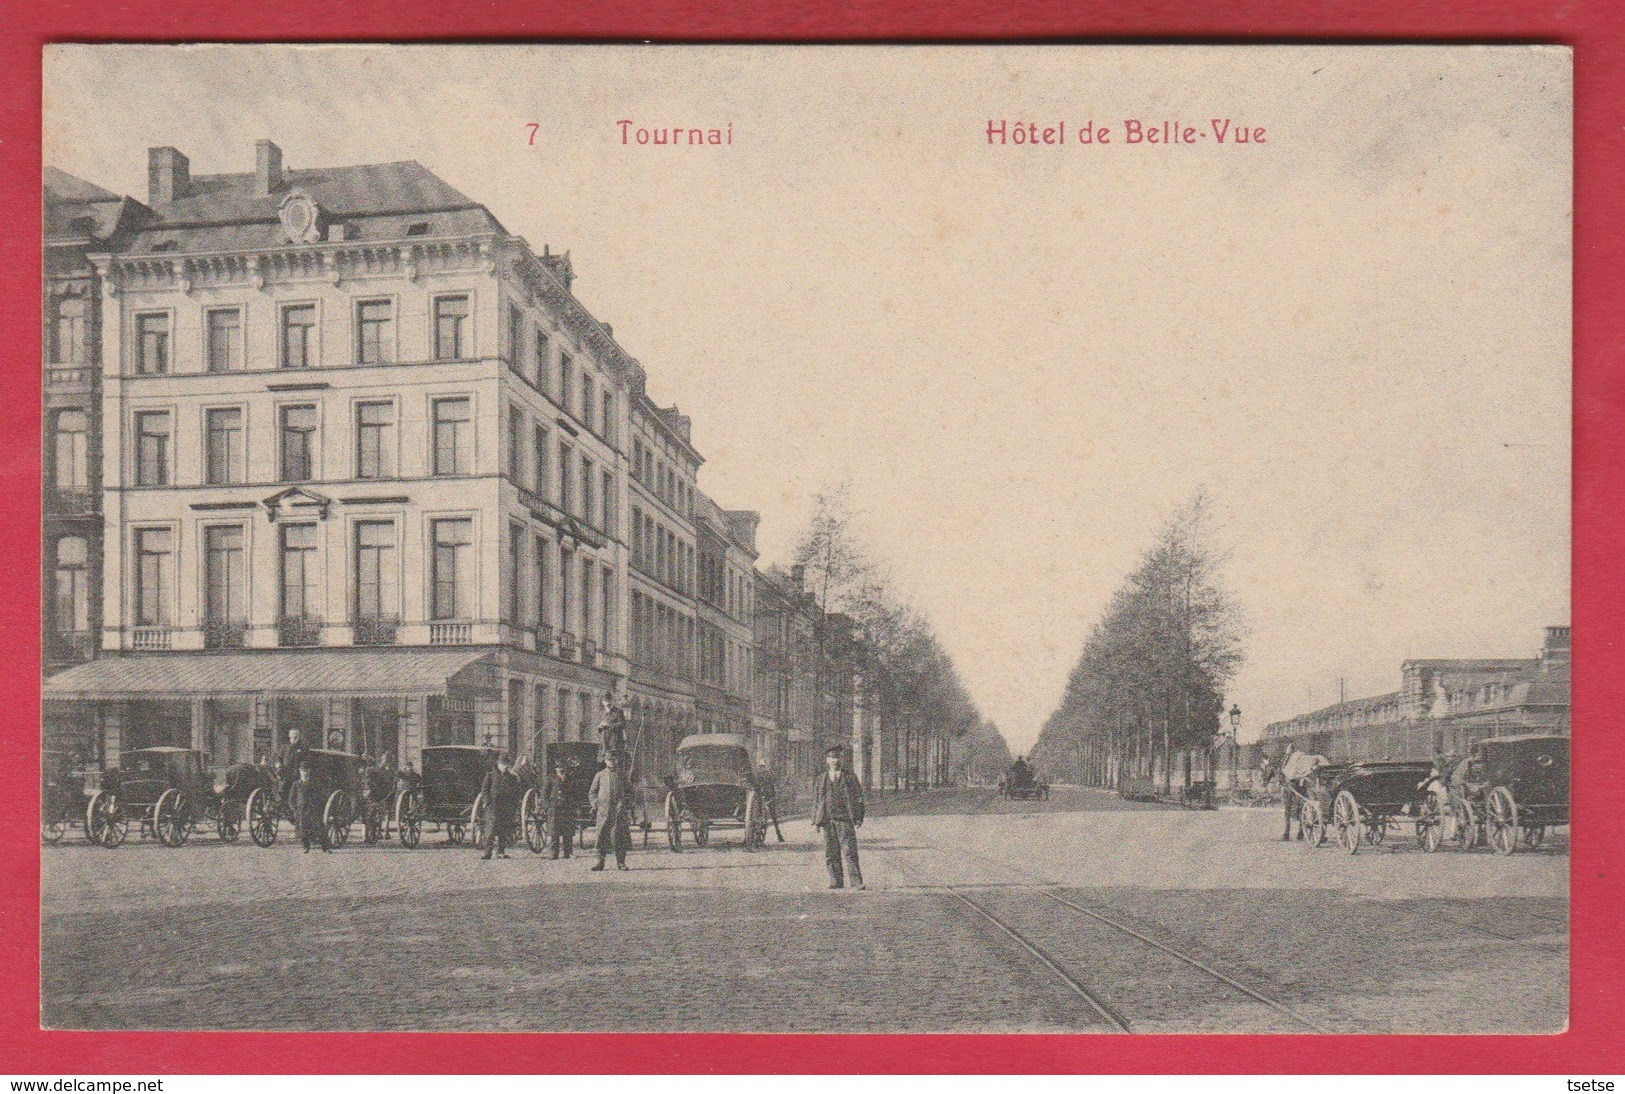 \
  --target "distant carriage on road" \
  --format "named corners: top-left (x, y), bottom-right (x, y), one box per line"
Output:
top-left (85, 746), bottom-right (220, 848)
top-left (1471, 734), bottom-right (1569, 855)
top-left (532, 741), bottom-right (603, 852)
top-left (1299, 759), bottom-right (1434, 855)
top-left (663, 734), bottom-right (770, 852)
top-left (999, 761), bottom-right (1049, 801)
